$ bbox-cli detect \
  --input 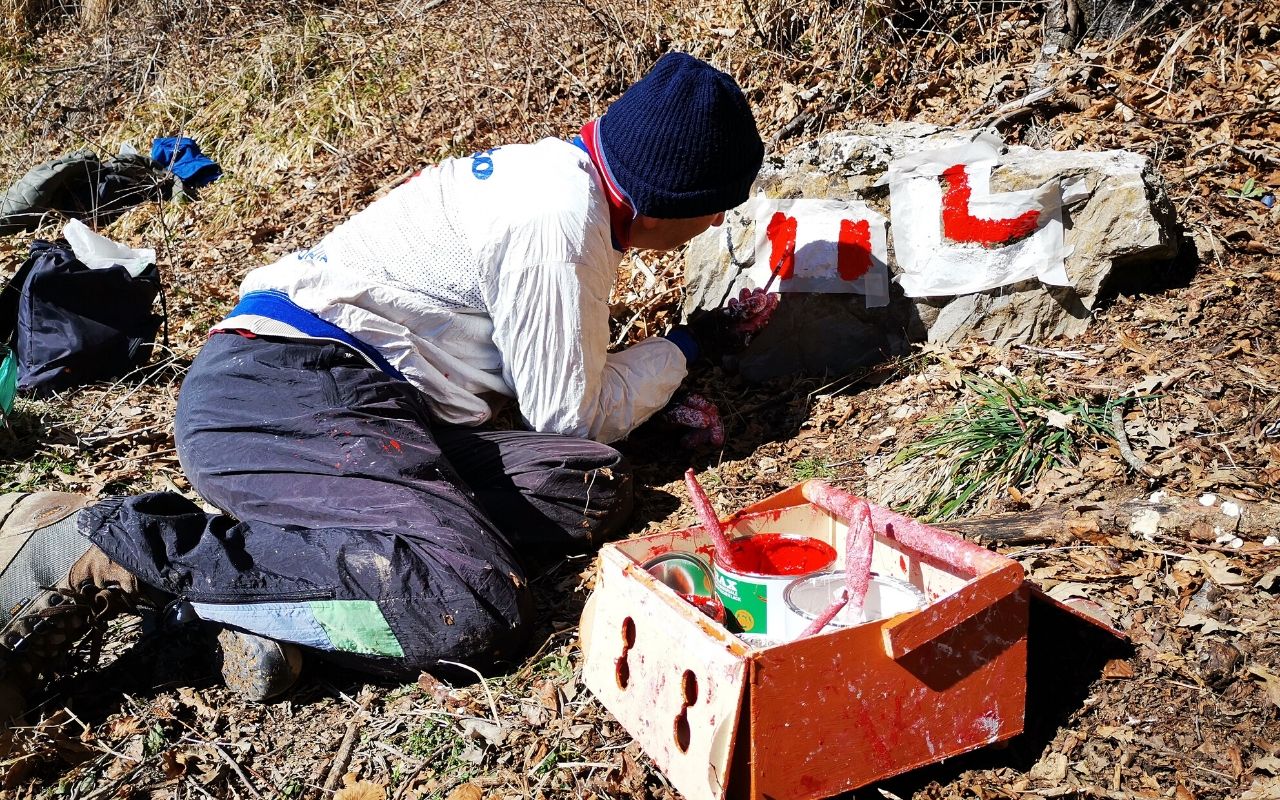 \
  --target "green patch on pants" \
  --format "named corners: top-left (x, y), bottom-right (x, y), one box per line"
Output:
top-left (309, 600), bottom-right (405, 658)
